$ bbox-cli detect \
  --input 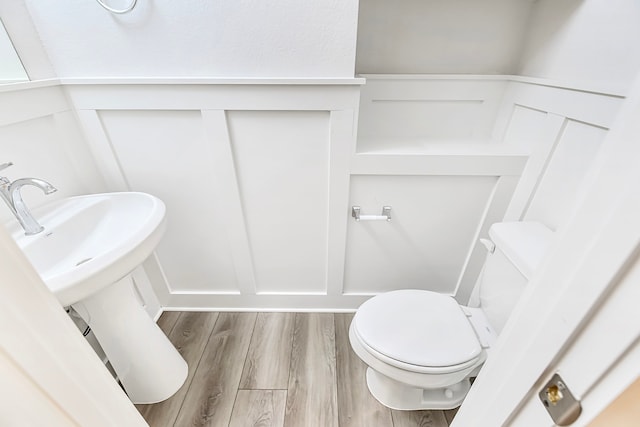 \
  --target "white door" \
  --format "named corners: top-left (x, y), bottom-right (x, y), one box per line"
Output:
top-left (0, 226), bottom-right (148, 426)
top-left (452, 73), bottom-right (640, 426)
